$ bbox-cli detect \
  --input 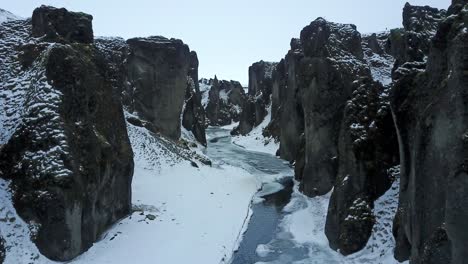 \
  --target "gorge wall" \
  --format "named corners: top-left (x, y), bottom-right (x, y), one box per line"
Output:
top-left (0, 6), bottom-right (134, 260)
top-left (203, 77), bottom-right (246, 127)
top-left (0, 1), bottom-right (466, 263)
top-left (236, 1), bottom-right (467, 263)
top-left (0, 5), bottom-right (207, 261)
